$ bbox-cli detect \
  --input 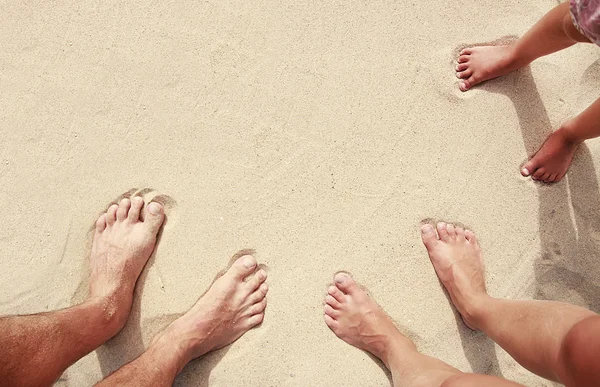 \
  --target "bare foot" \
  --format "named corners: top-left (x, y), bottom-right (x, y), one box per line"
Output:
top-left (456, 45), bottom-right (523, 91)
top-left (420, 223), bottom-right (488, 330)
top-left (323, 273), bottom-right (416, 368)
top-left (151, 255), bottom-right (268, 368)
top-left (521, 127), bottom-right (580, 183)
top-left (89, 197), bottom-right (165, 325)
